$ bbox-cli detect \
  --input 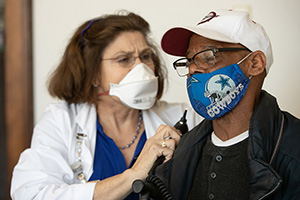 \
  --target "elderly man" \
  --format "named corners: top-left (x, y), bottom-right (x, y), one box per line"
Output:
top-left (157, 9), bottom-right (300, 200)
